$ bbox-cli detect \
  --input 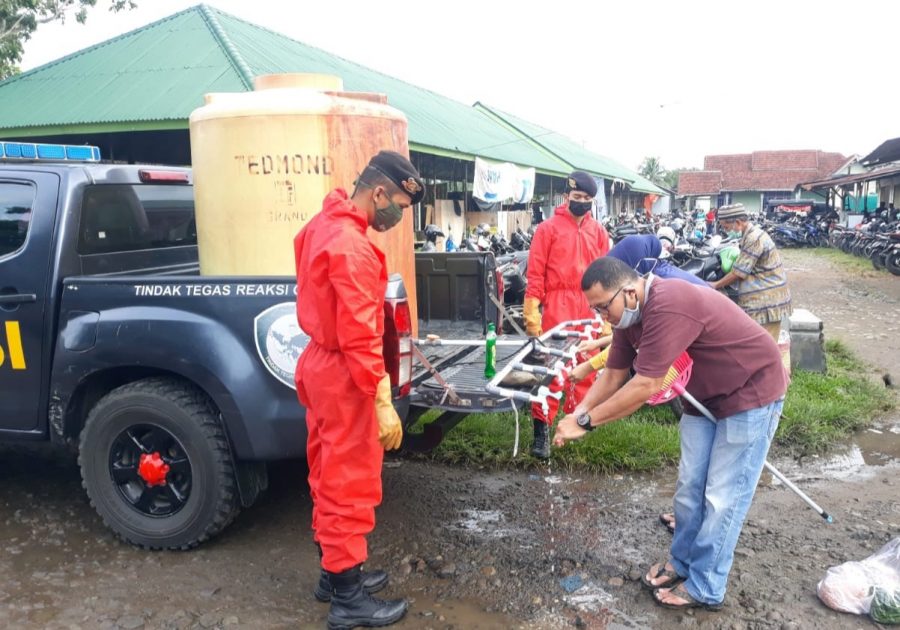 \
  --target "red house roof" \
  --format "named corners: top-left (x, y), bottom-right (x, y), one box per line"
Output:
top-left (679, 150), bottom-right (847, 195)
top-left (678, 171), bottom-right (723, 195)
